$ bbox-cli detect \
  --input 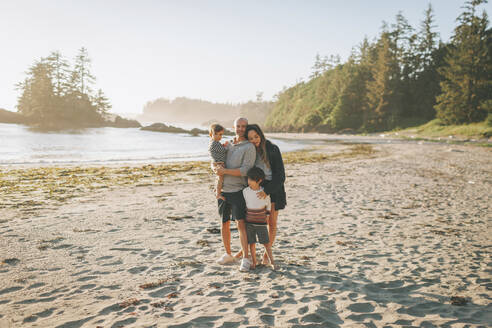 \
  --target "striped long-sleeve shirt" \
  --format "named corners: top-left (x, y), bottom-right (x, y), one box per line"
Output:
top-left (242, 187), bottom-right (271, 225)
top-left (208, 140), bottom-right (227, 163)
